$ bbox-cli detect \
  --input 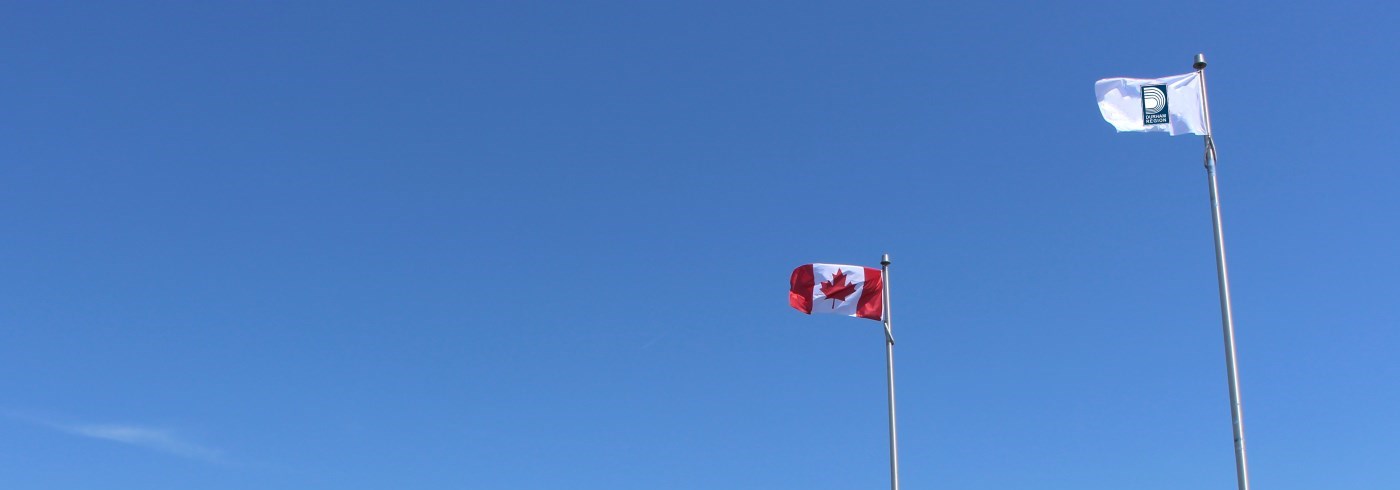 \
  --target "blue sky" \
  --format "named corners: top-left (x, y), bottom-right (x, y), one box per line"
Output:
top-left (3, 2), bottom-right (1398, 488)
